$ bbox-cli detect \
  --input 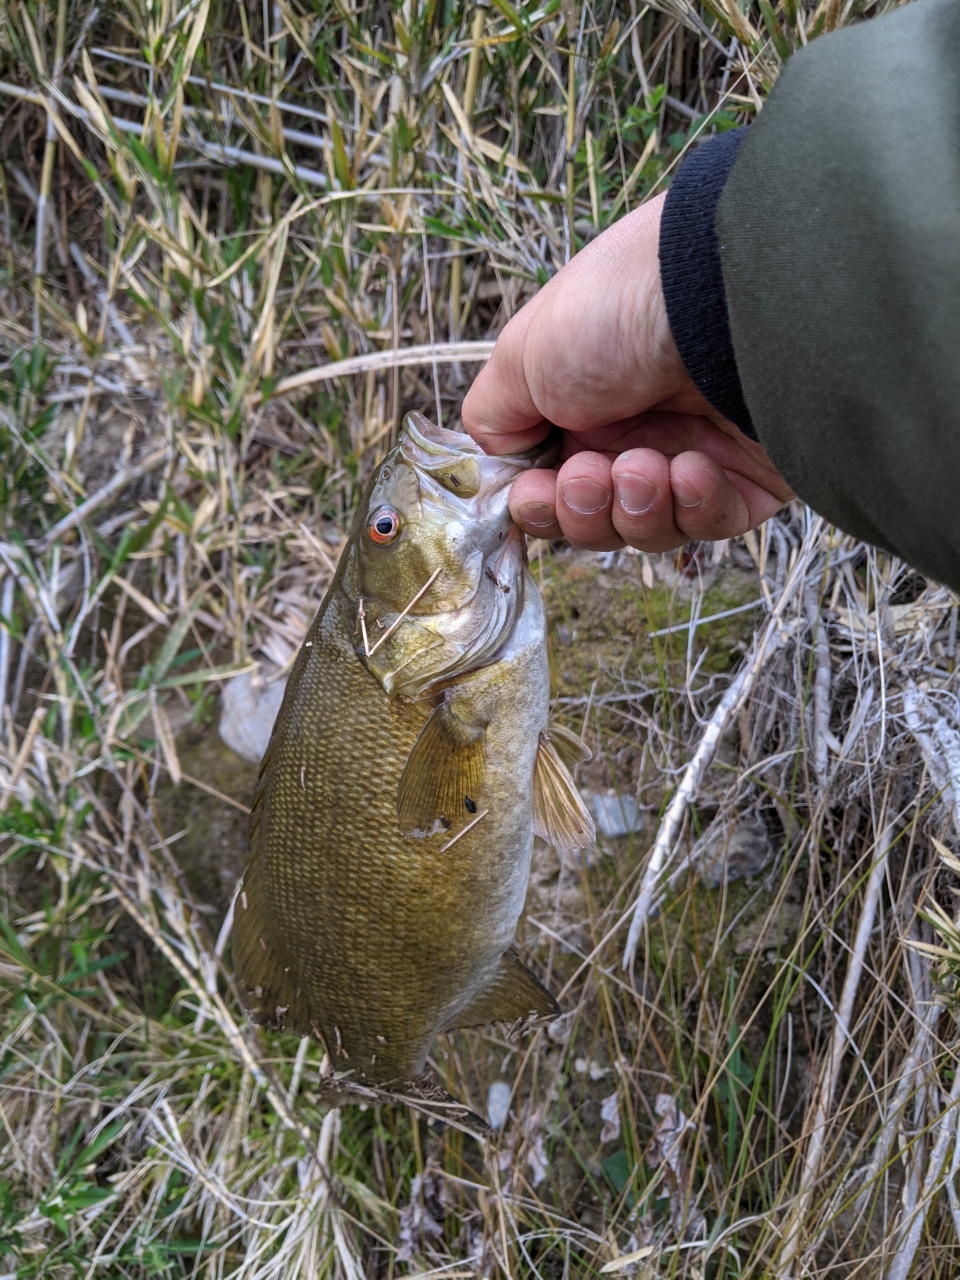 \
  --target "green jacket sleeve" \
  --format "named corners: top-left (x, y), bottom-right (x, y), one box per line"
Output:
top-left (717, 0), bottom-right (960, 589)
